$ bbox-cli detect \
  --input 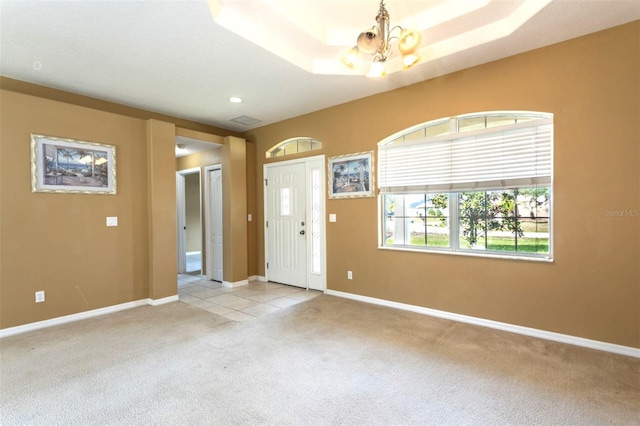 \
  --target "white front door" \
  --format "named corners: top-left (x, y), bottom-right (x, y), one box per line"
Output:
top-left (207, 167), bottom-right (223, 282)
top-left (266, 162), bottom-right (307, 287)
top-left (265, 156), bottom-right (326, 291)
